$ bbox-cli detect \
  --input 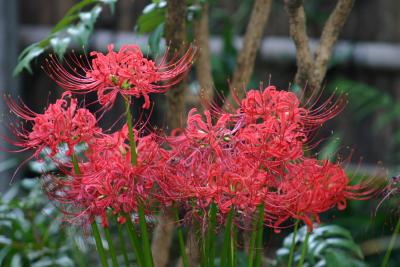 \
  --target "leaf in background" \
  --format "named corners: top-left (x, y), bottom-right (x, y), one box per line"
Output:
top-left (14, 1), bottom-right (116, 75)
top-left (10, 254), bottom-right (22, 267)
top-left (99, 0), bottom-right (117, 14)
top-left (275, 224), bottom-right (367, 267)
top-left (79, 5), bottom-right (102, 27)
top-left (137, 5), bottom-right (165, 34)
top-left (148, 22), bottom-right (165, 55)
top-left (50, 37), bottom-right (71, 59)
top-left (67, 23), bottom-right (92, 45)
top-left (13, 46), bottom-right (45, 75)
top-left (0, 179), bottom-right (91, 266)
top-left (0, 236), bottom-right (12, 246)
top-left (318, 132), bottom-right (342, 161)
top-left (329, 76), bottom-right (400, 160)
